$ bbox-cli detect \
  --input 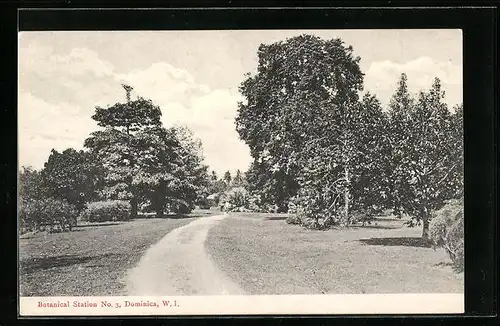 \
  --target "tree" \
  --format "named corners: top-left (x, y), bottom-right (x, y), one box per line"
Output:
top-left (132, 125), bottom-right (208, 217)
top-left (449, 104), bottom-right (464, 198)
top-left (236, 35), bottom-right (364, 217)
top-left (210, 170), bottom-right (218, 182)
top-left (19, 166), bottom-right (46, 231)
top-left (170, 126), bottom-right (210, 213)
top-left (223, 171), bottom-right (232, 188)
top-left (391, 77), bottom-right (461, 239)
top-left (41, 148), bottom-right (104, 211)
top-left (349, 93), bottom-right (393, 219)
top-left (19, 167), bottom-right (79, 232)
top-left (232, 169), bottom-right (245, 187)
top-left (19, 166), bottom-right (46, 203)
top-left (387, 73), bottom-right (415, 217)
top-left (84, 85), bottom-right (162, 218)
top-left (132, 125), bottom-right (181, 217)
